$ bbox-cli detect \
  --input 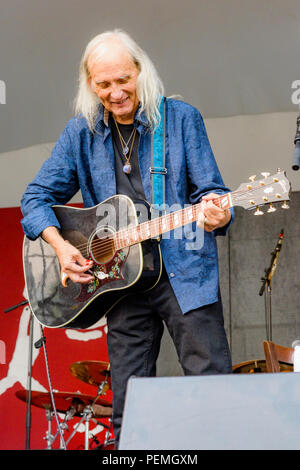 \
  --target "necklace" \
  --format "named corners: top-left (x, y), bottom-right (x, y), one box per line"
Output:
top-left (113, 117), bottom-right (137, 174)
